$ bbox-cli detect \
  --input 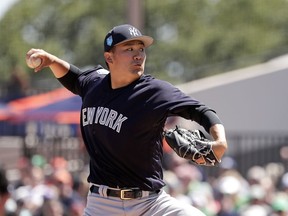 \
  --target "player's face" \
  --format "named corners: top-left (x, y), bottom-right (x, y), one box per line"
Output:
top-left (108, 40), bottom-right (147, 76)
